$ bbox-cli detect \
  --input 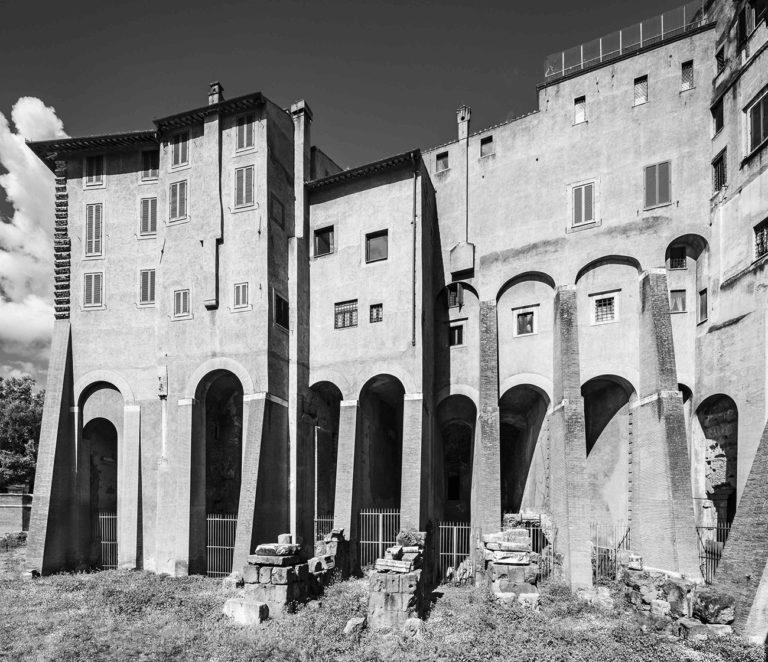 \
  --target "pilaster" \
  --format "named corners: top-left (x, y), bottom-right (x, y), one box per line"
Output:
top-left (400, 393), bottom-right (426, 531)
